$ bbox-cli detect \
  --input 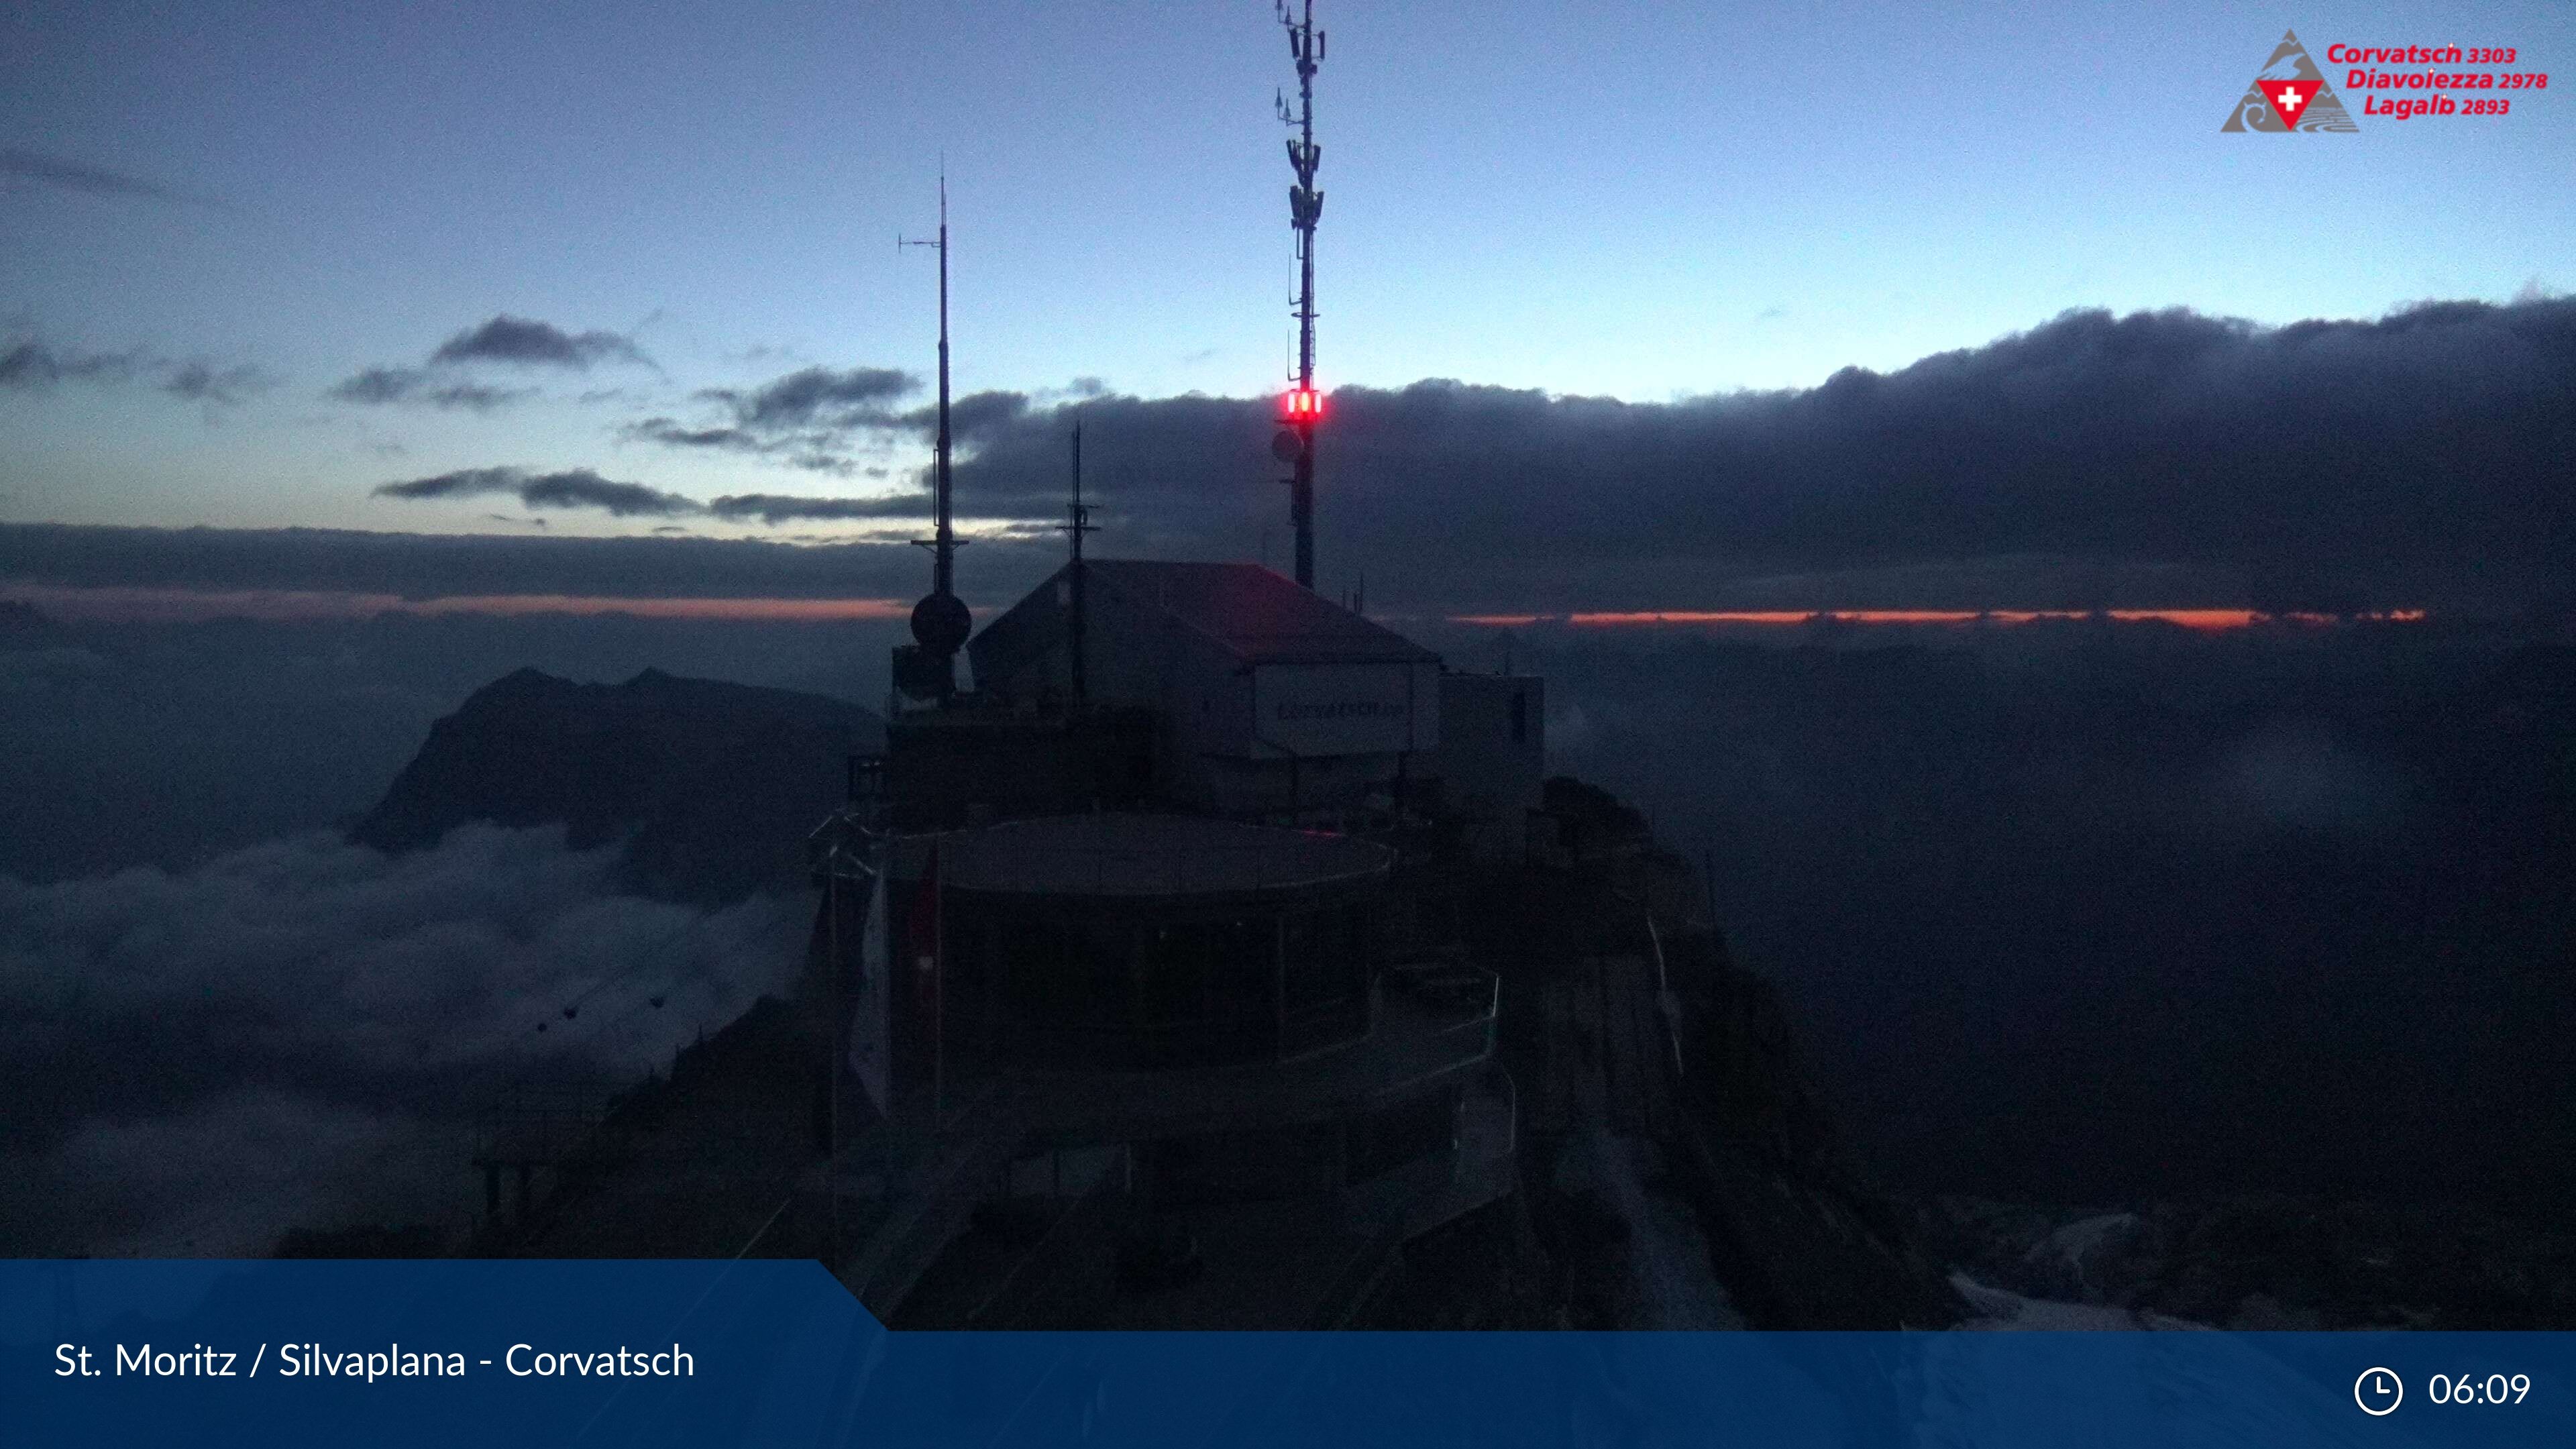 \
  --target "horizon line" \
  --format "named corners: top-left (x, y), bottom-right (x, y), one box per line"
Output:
top-left (1, 583), bottom-right (2441, 631)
